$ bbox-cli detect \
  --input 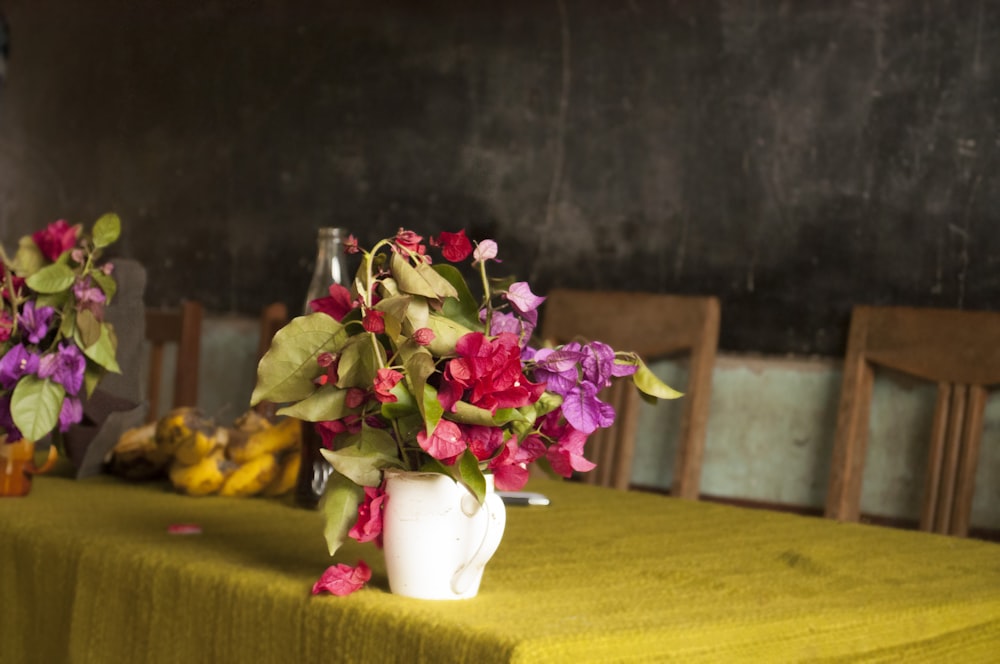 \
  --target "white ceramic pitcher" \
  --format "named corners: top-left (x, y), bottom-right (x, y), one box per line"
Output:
top-left (382, 470), bottom-right (506, 600)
